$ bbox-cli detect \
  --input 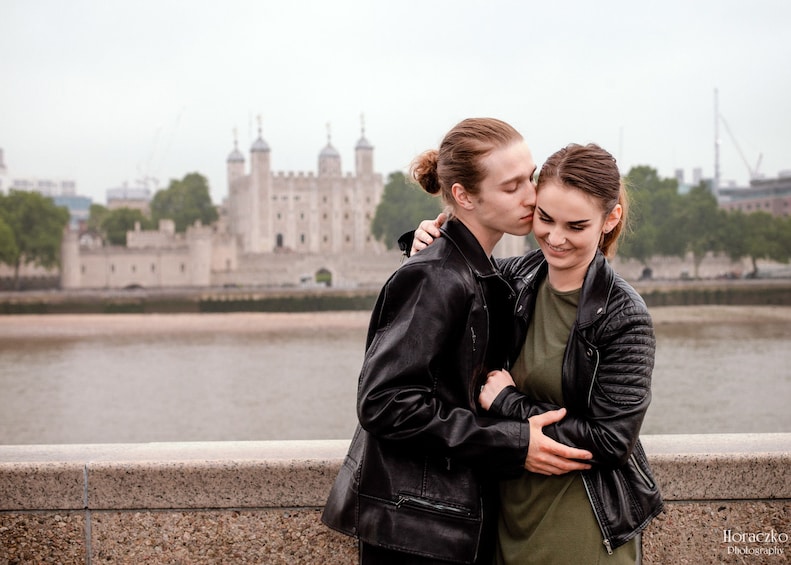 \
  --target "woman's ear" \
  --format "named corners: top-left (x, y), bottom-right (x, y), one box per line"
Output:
top-left (603, 203), bottom-right (623, 234)
top-left (451, 183), bottom-right (475, 211)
